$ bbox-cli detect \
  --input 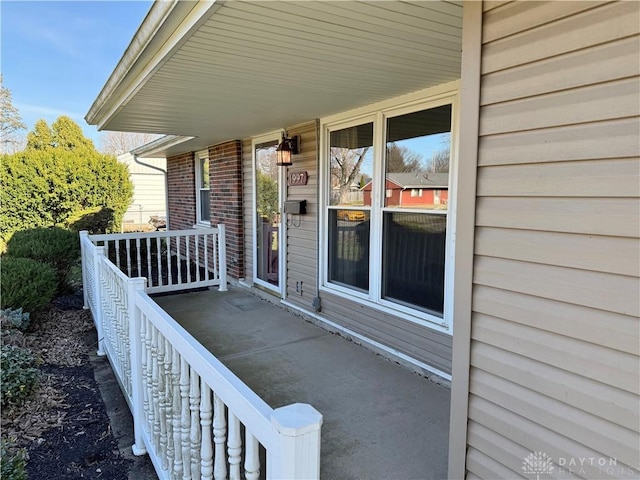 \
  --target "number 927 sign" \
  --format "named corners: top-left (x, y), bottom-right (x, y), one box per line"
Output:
top-left (288, 171), bottom-right (308, 186)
